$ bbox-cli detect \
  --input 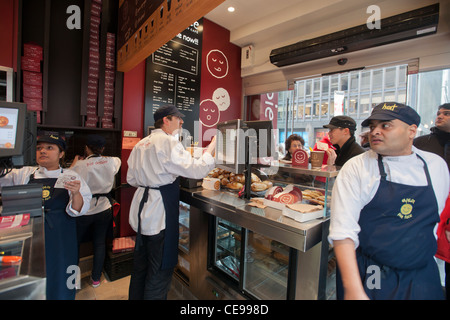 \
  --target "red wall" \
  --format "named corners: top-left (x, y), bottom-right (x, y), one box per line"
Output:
top-left (119, 20), bottom-right (242, 236)
top-left (119, 60), bottom-right (146, 237)
top-left (0, 0), bottom-right (18, 70)
top-left (199, 18), bottom-right (242, 146)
